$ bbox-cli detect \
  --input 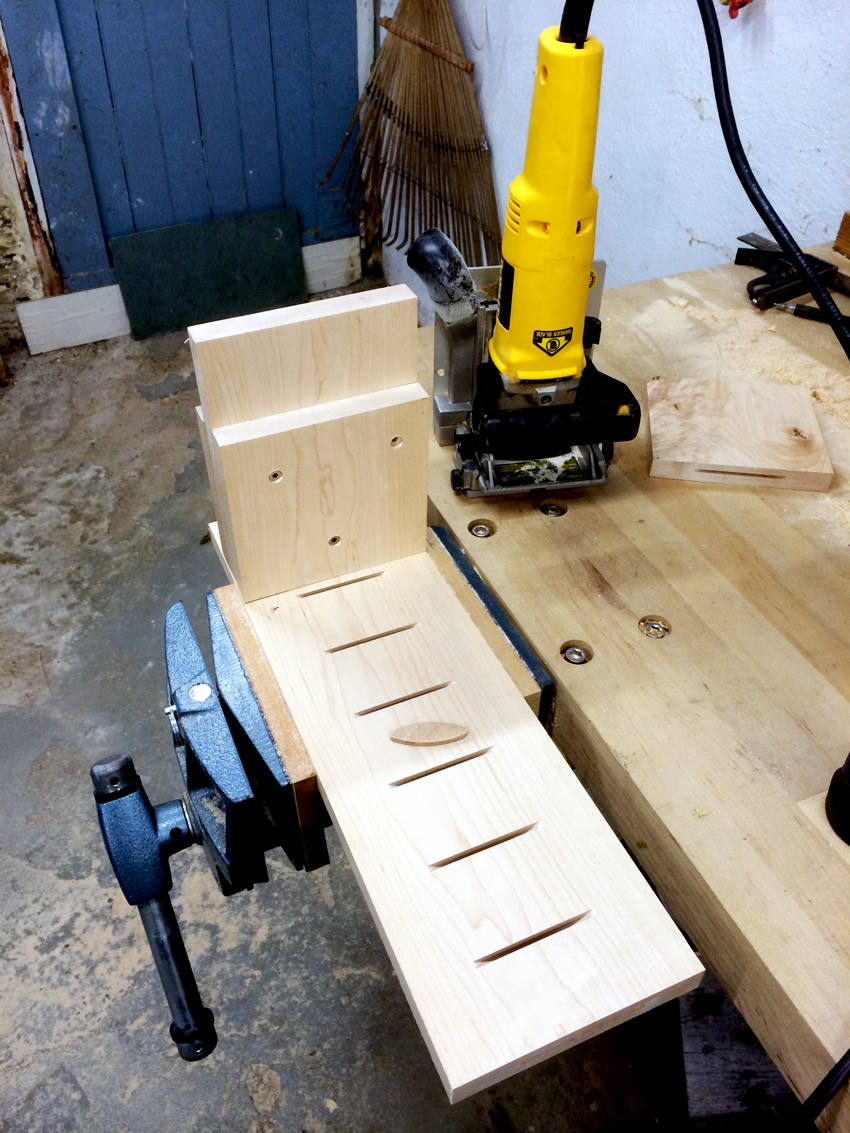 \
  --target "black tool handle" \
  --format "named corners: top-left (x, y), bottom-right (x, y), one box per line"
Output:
top-left (407, 228), bottom-right (476, 314)
top-left (137, 896), bottom-right (217, 1060)
top-left (91, 754), bottom-right (217, 1061)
